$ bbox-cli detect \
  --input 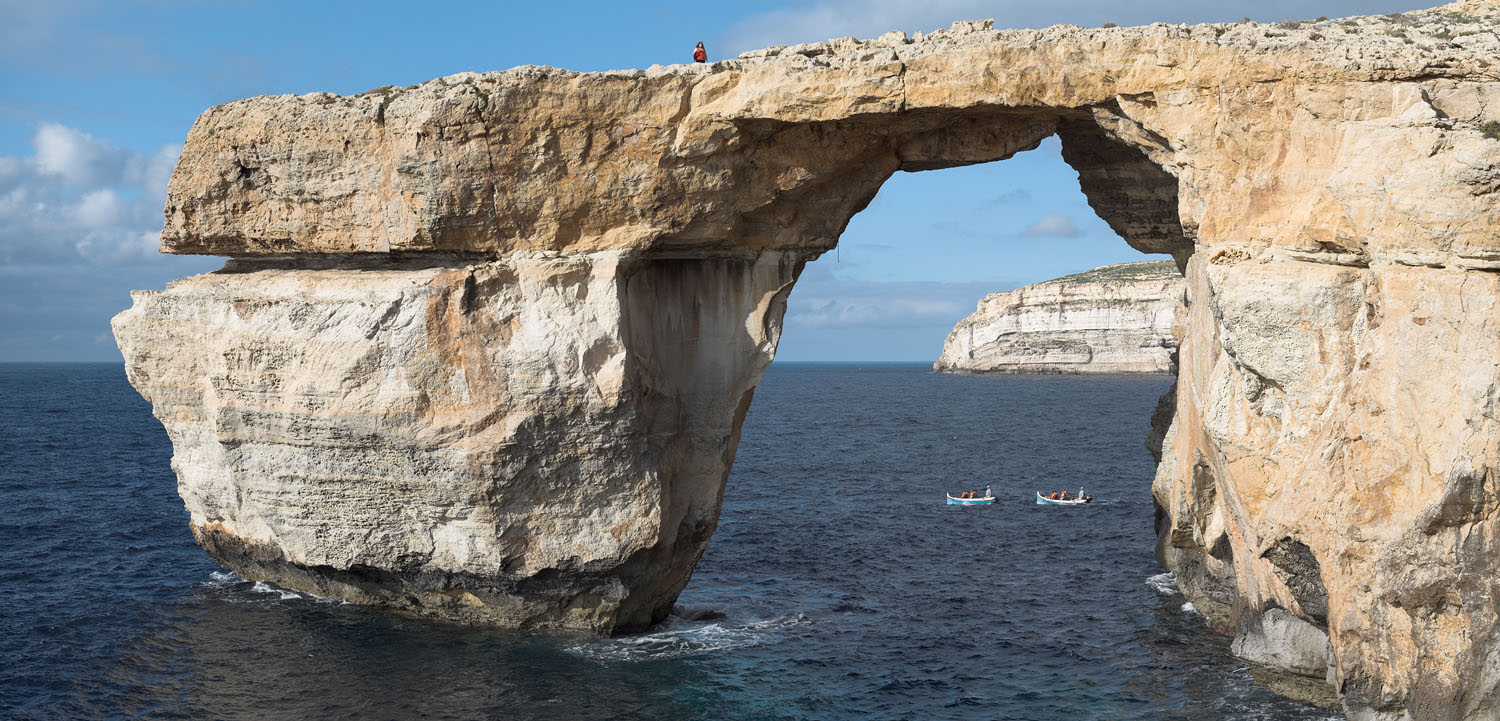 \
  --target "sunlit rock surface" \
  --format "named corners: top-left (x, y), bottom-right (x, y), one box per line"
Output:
top-left (935, 260), bottom-right (1182, 374)
top-left (115, 2), bottom-right (1500, 717)
top-left (116, 252), bottom-right (796, 631)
